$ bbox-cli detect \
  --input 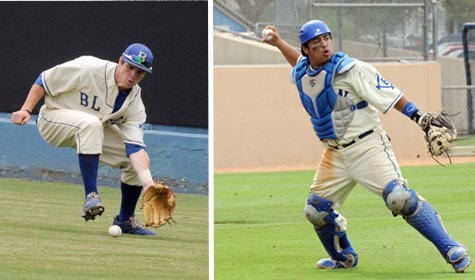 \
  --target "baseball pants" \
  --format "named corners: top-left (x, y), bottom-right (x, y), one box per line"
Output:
top-left (37, 107), bottom-right (141, 186)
